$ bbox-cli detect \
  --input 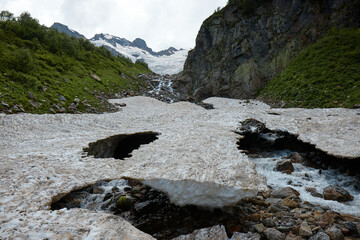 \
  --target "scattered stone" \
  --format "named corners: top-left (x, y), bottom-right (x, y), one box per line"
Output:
top-left (353, 104), bottom-right (360, 109)
top-left (90, 71), bottom-right (102, 82)
top-left (59, 95), bottom-right (67, 101)
top-left (326, 225), bottom-right (344, 240)
top-left (49, 108), bottom-right (56, 114)
top-left (254, 223), bottom-right (266, 233)
top-left (1, 101), bottom-right (10, 108)
top-left (264, 228), bottom-right (286, 240)
top-left (29, 100), bottom-right (40, 109)
top-left (271, 187), bottom-right (300, 199)
top-left (299, 222), bottom-right (313, 237)
top-left (310, 231), bottom-right (330, 240)
top-left (27, 91), bottom-right (36, 100)
top-left (323, 185), bottom-right (354, 202)
top-left (280, 198), bottom-right (299, 209)
top-left (275, 160), bottom-right (294, 174)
